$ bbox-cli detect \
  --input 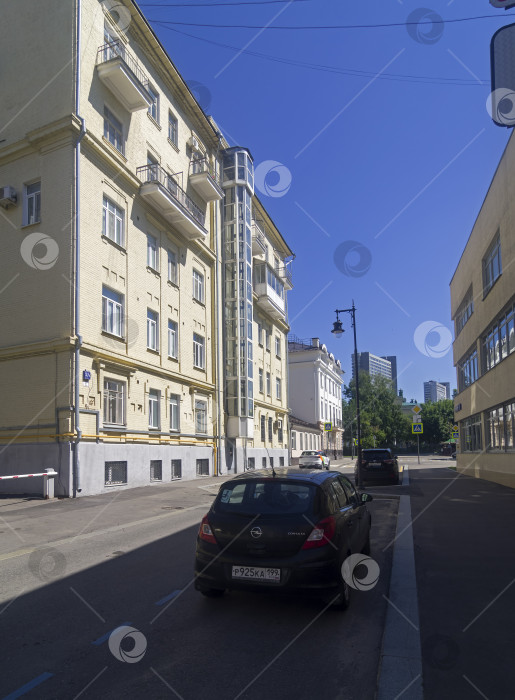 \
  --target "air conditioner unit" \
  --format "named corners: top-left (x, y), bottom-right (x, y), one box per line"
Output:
top-left (188, 135), bottom-right (201, 151)
top-left (0, 186), bottom-right (17, 208)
